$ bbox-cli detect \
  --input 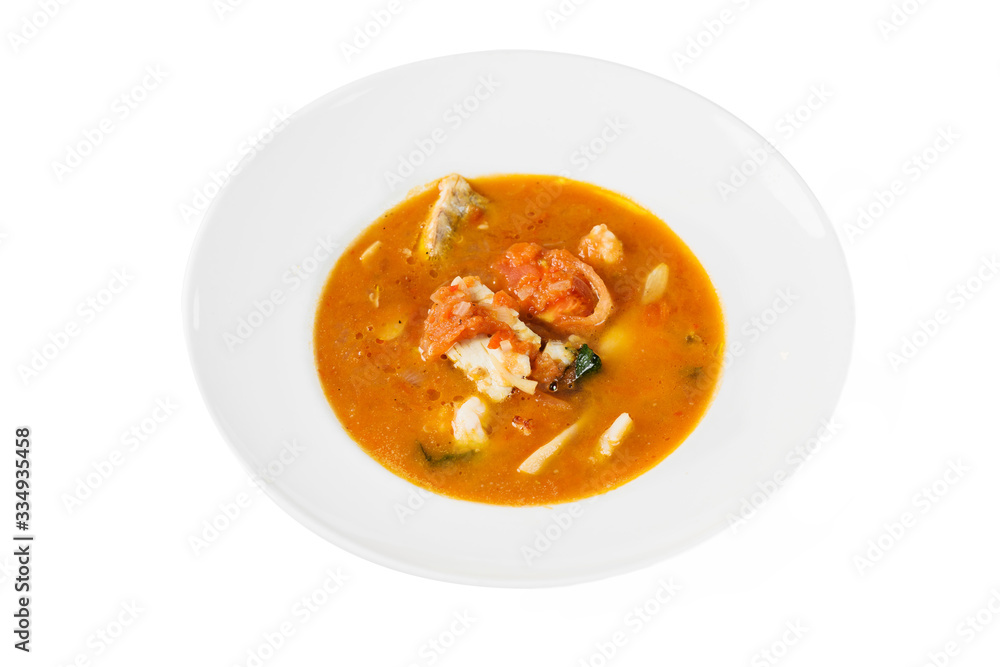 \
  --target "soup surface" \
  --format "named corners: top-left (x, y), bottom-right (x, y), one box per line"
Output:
top-left (314, 174), bottom-right (724, 505)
